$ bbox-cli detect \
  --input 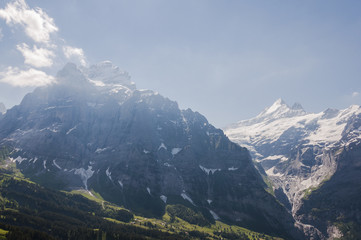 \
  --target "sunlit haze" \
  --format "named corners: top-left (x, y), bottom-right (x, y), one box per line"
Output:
top-left (1, 0), bottom-right (361, 127)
